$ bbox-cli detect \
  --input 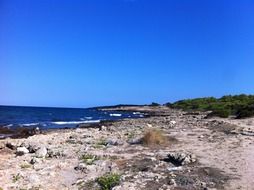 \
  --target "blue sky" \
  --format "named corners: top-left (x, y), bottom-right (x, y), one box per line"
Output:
top-left (1, 0), bottom-right (254, 108)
